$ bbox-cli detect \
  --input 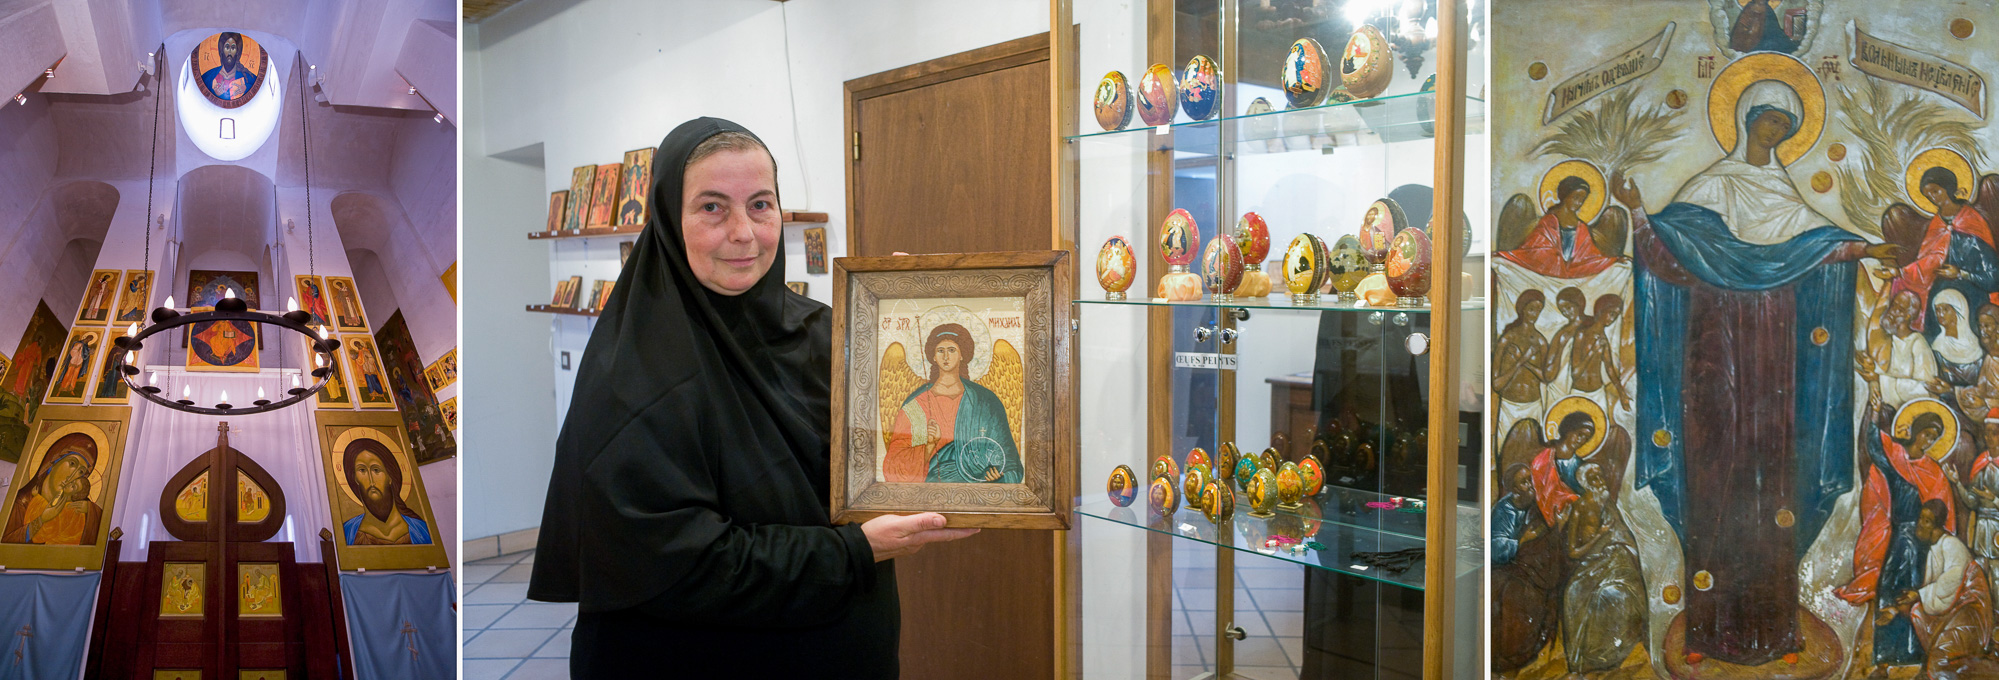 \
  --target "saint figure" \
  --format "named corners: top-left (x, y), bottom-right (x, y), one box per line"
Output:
top-left (882, 324), bottom-right (1022, 484)
top-left (1955, 305), bottom-right (1999, 413)
top-left (1494, 289), bottom-right (1552, 430)
top-left (200, 32), bottom-right (260, 102)
top-left (1559, 463), bottom-right (1648, 674)
top-left (1837, 400), bottom-right (1957, 673)
top-left (1491, 463), bottom-right (1562, 672)
top-left (1498, 176), bottom-right (1620, 277)
top-left (340, 440), bottom-right (432, 545)
top-left (1728, 0), bottom-right (1800, 54)
top-left (1908, 498), bottom-right (1993, 677)
top-left (53, 335), bottom-right (96, 397)
top-left (2, 440), bottom-right (101, 545)
top-left (80, 273), bottom-right (115, 322)
top-left (1884, 167), bottom-right (1998, 336)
